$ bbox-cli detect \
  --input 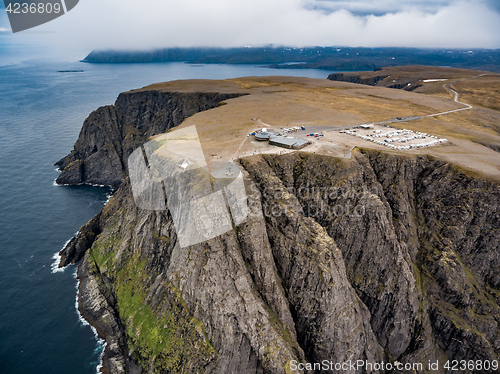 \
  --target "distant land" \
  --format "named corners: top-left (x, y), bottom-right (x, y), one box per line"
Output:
top-left (82, 47), bottom-right (500, 73)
